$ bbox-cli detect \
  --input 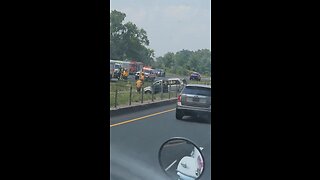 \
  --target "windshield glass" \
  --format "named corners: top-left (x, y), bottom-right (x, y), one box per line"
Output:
top-left (182, 86), bottom-right (211, 96)
top-left (114, 64), bottom-right (121, 69)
